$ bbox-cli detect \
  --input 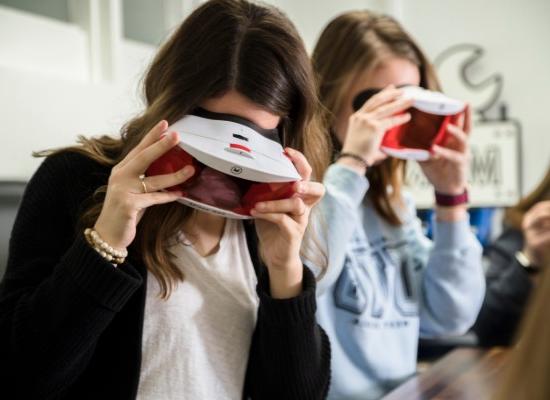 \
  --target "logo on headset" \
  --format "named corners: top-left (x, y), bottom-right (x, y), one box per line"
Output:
top-left (230, 166), bottom-right (243, 175)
